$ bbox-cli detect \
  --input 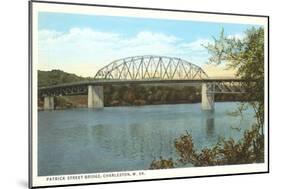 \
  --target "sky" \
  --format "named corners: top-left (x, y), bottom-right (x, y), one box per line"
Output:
top-left (38, 12), bottom-right (260, 77)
